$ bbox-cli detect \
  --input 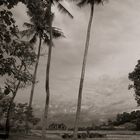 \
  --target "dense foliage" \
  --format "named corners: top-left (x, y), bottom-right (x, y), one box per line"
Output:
top-left (0, 7), bottom-right (36, 86)
top-left (0, 1), bottom-right (37, 136)
top-left (129, 60), bottom-right (140, 105)
top-left (0, 94), bottom-right (40, 132)
top-left (113, 111), bottom-right (140, 130)
top-left (0, 0), bottom-right (26, 9)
